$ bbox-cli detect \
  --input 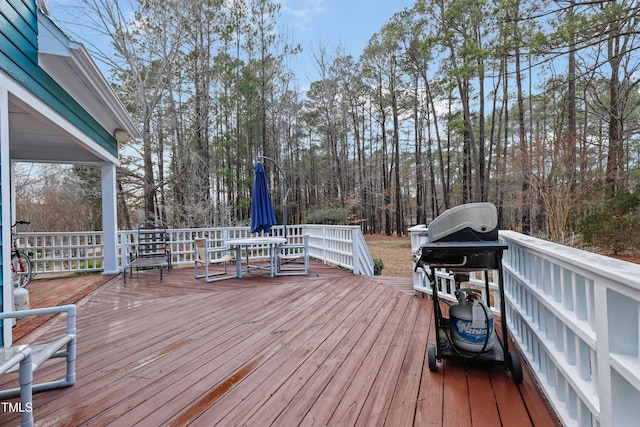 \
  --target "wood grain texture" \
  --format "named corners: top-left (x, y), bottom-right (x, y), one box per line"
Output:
top-left (0, 263), bottom-right (560, 426)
